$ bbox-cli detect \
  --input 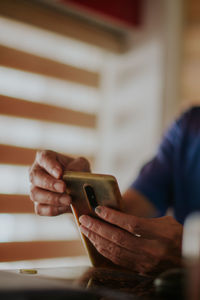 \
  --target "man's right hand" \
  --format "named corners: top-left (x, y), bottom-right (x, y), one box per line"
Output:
top-left (29, 150), bottom-right (90, 216)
